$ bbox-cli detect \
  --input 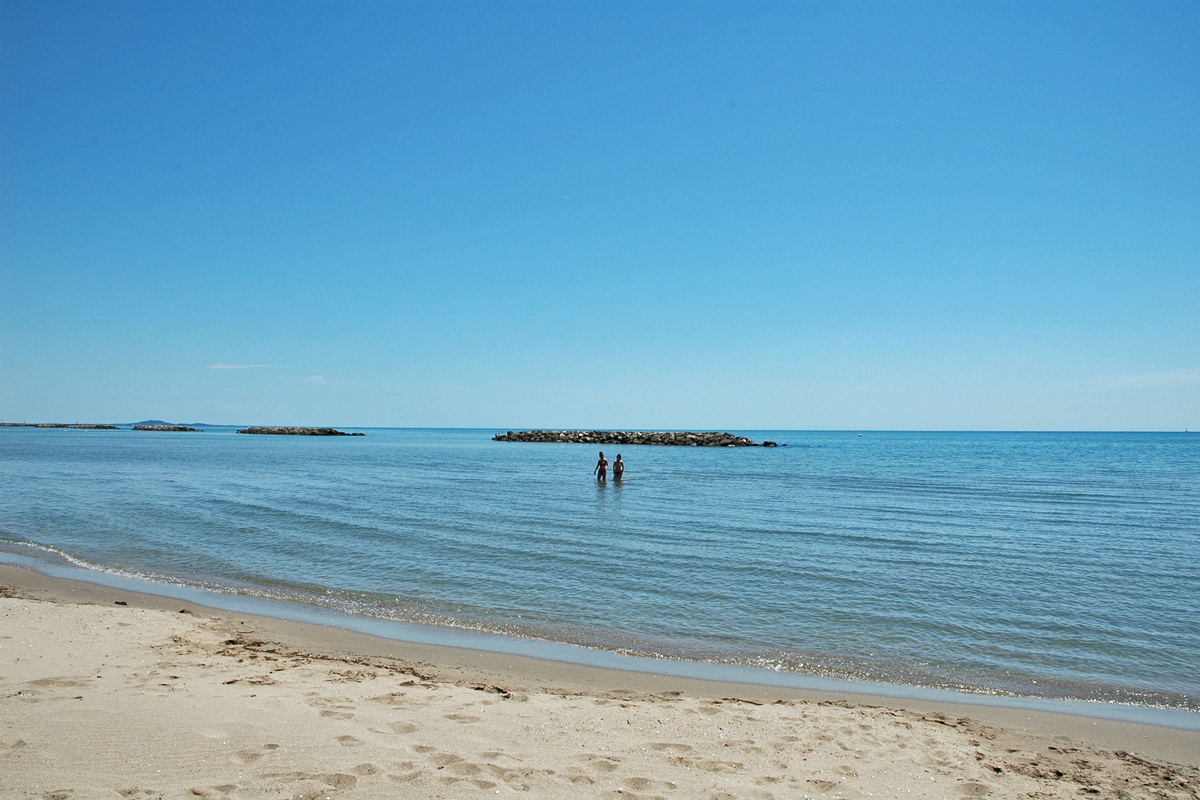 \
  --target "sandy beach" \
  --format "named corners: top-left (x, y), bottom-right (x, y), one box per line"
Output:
top-left (1, 565), bottom-right (1197, 799)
